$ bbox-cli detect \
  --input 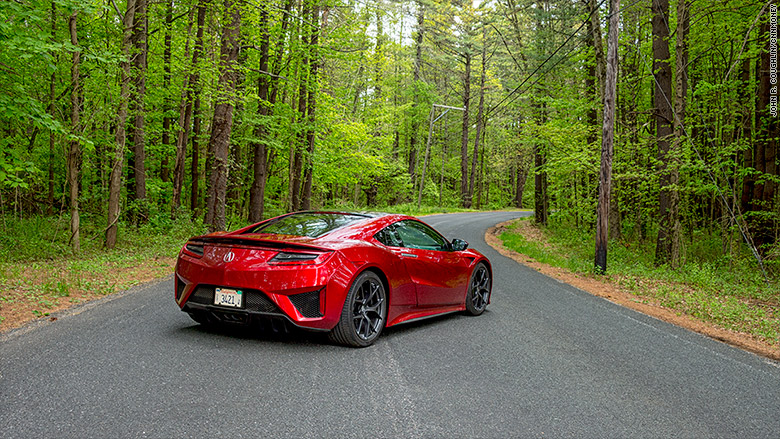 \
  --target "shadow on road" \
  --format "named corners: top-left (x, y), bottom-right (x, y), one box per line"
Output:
top-left (171, 309), bottom-right (492, 348)
top-left (174, 322), bottom-right (329, 347)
